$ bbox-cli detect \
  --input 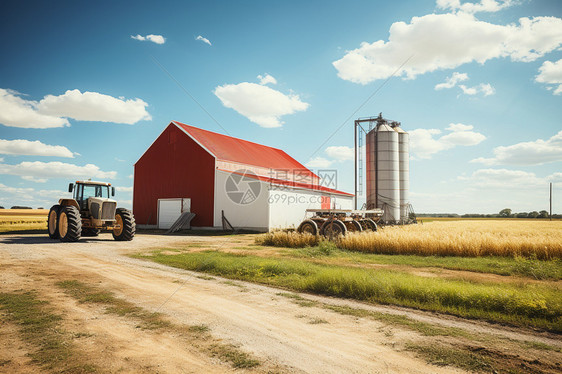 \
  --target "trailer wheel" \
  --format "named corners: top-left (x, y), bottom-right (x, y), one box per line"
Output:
top-left (82, 228), bottom-right (100, 237)
top-left (58, 205), bottom-right (82, 242)
top-left (47, 204), bottom-right (61, 239)
top-left (113, 208), bottom-right (135, 241)
top-left (361, 218), bottom-right (377, 231)
top-left (297, 219), bottom-right (319, 235)
top-left (348, 220), bottom-right (363, 232)
top-left (321, 219), bottom-right (347, 238)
